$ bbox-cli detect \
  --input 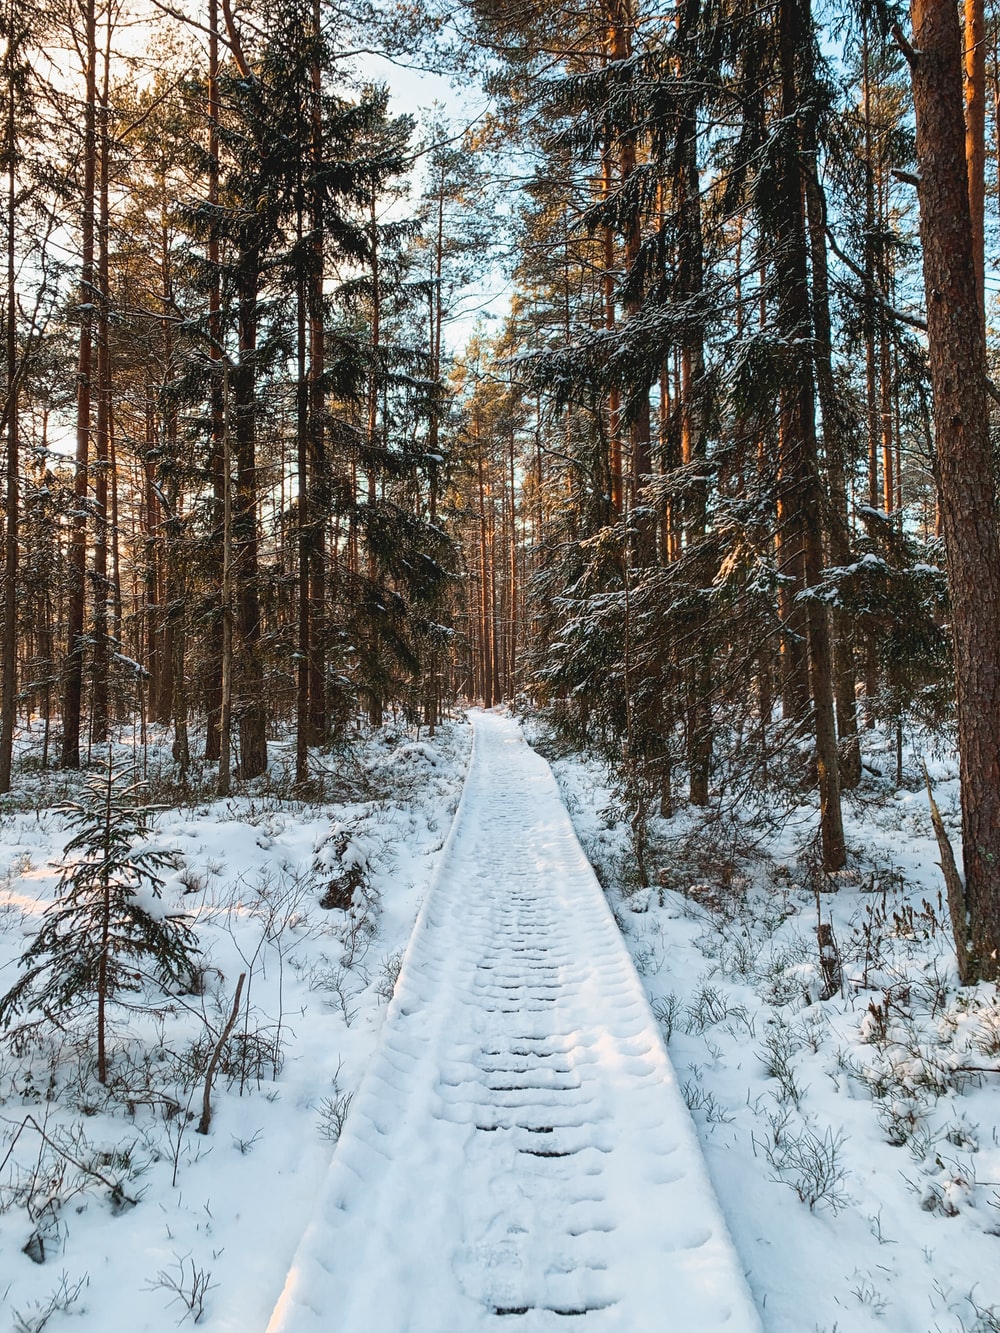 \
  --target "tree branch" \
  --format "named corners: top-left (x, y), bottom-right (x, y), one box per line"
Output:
top-left (196, 971), bottom-right (246, 1135)
top-left (891, 21), bottom-right (917, 65)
